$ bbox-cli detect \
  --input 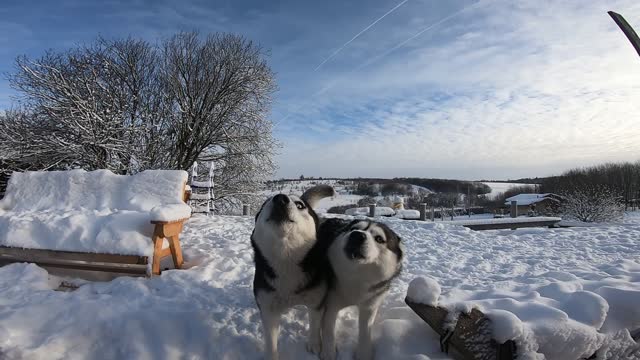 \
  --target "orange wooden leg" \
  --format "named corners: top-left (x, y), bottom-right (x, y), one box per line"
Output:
top-left (169, 235), bottom-right (184, 269)
top-left (152, 231), bottom-right (164, 276)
